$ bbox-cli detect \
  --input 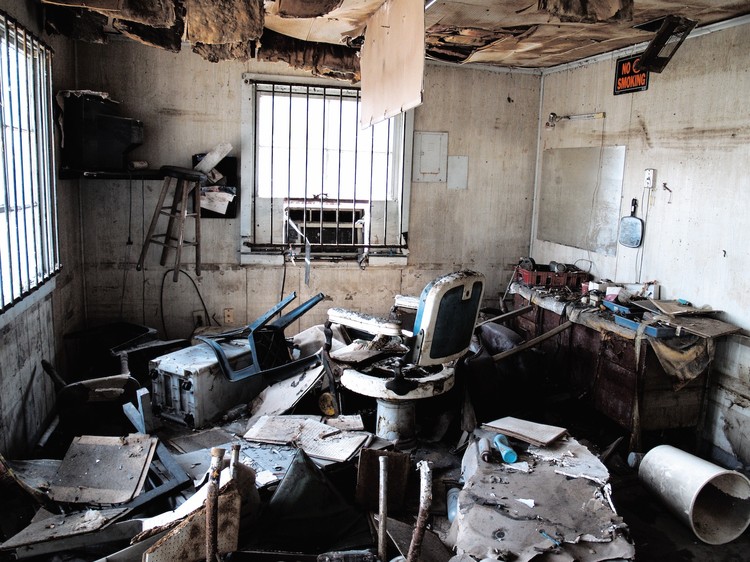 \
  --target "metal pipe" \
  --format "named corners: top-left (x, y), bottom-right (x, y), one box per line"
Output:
top-left (492, 320), bottom-right (573, 362)
top-left (378, 455), bottom-right (388, 562)
top-left (476, 304), bottom-right (534, 327)
top-left (229, 443), bottom-right (240, 479)
top-left (406, 460), bottom-right (432, 562)
top-left (206, 447), bottom-right (225, 562)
